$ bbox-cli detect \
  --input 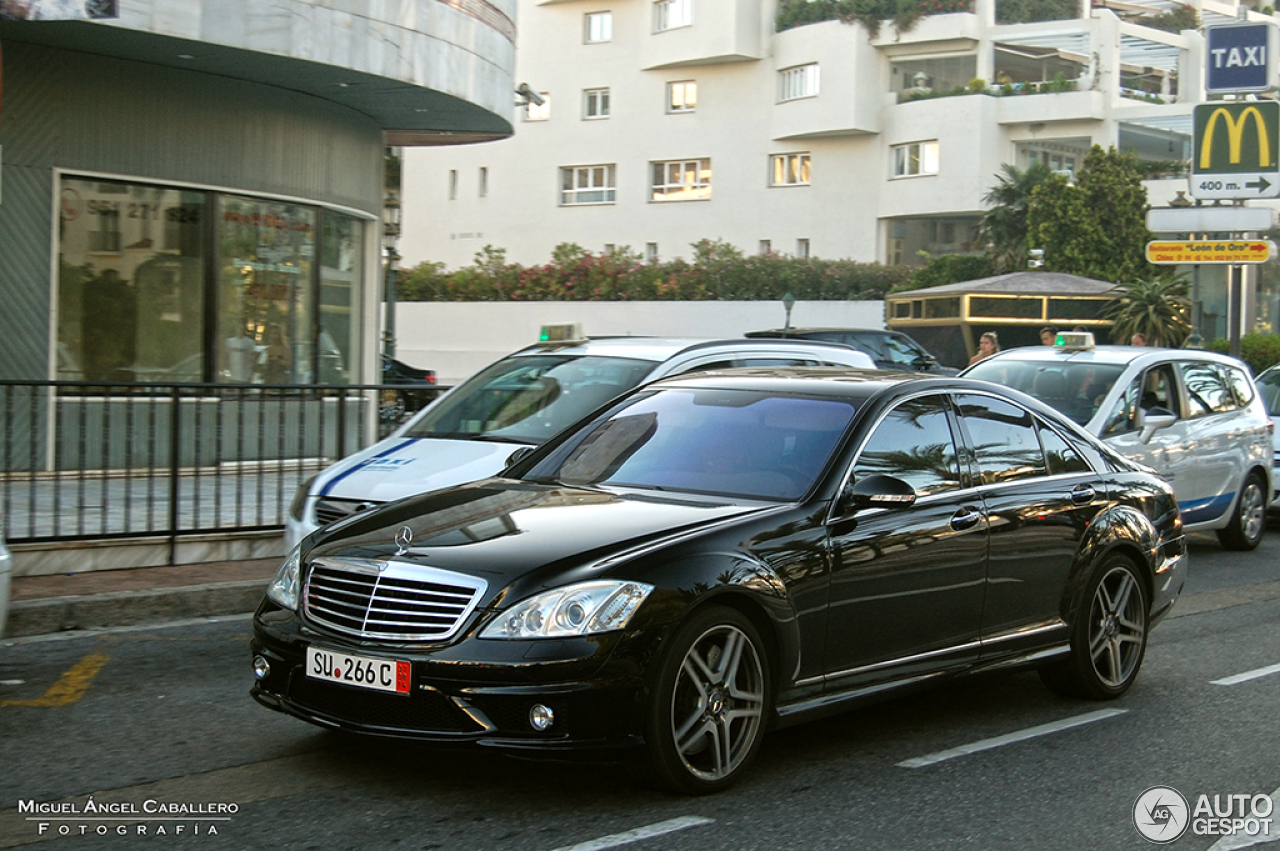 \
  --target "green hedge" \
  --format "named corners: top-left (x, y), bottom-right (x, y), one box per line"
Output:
top-left (398, 242), bottom-right (915, 302)
top-left (1204, 333), bottom-right (1280, 375)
